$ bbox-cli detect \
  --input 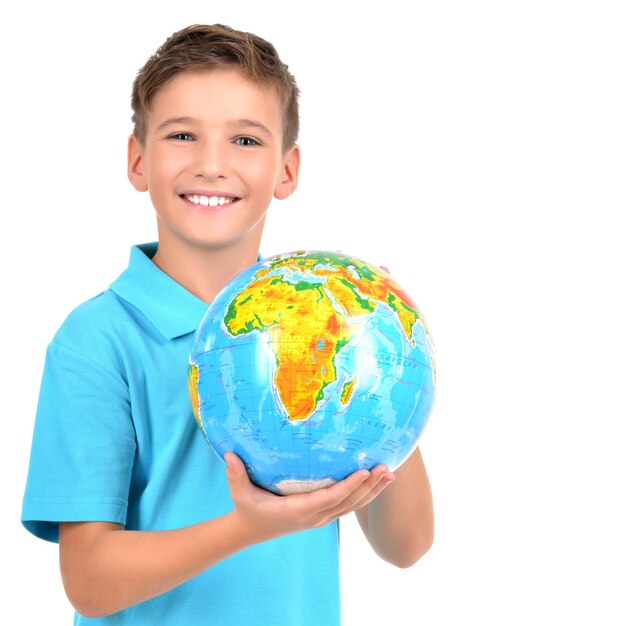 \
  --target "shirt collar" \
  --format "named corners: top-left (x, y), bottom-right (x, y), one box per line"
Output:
top-left (110, 243), bottom-right (210, 340)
